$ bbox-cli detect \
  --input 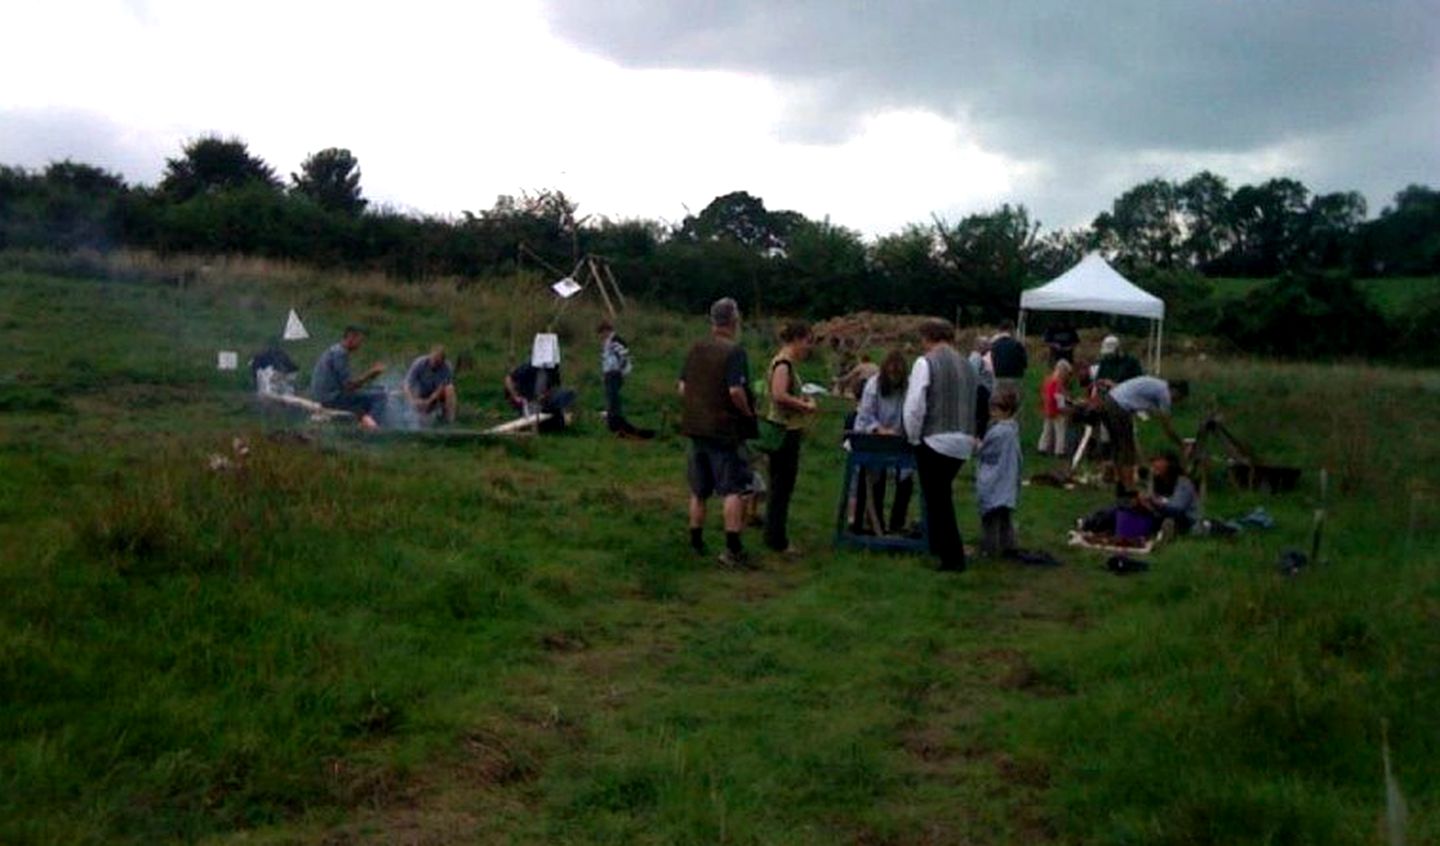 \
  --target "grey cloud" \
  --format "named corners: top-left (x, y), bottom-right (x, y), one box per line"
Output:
top-left (544, 0), bottom-right (1438, 225)
top-left (0, 109), bottom-right (170, 185)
